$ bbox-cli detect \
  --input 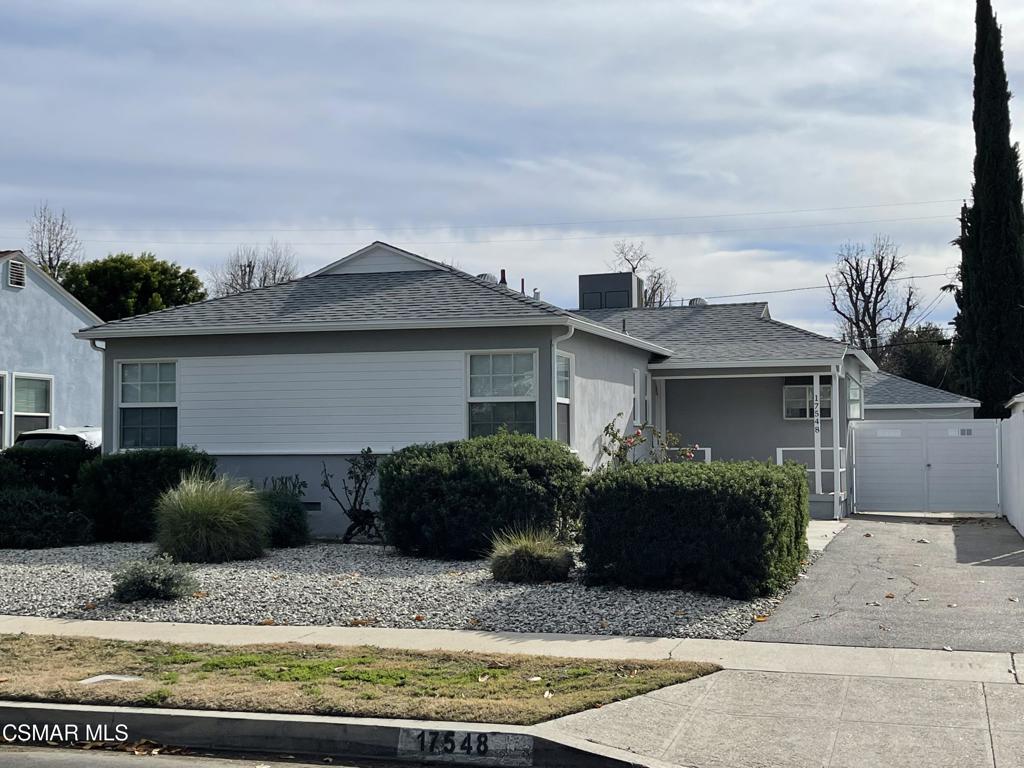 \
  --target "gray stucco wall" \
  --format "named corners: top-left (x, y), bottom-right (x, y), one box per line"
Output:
top-left (664, 373), bottom-right (851, 494)
top-left (863, 407), bottom-right (976, 420)
top-left (0, 260), bottom-right (102, 447)
top-left (560, 330), bottom-right (652, 468)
